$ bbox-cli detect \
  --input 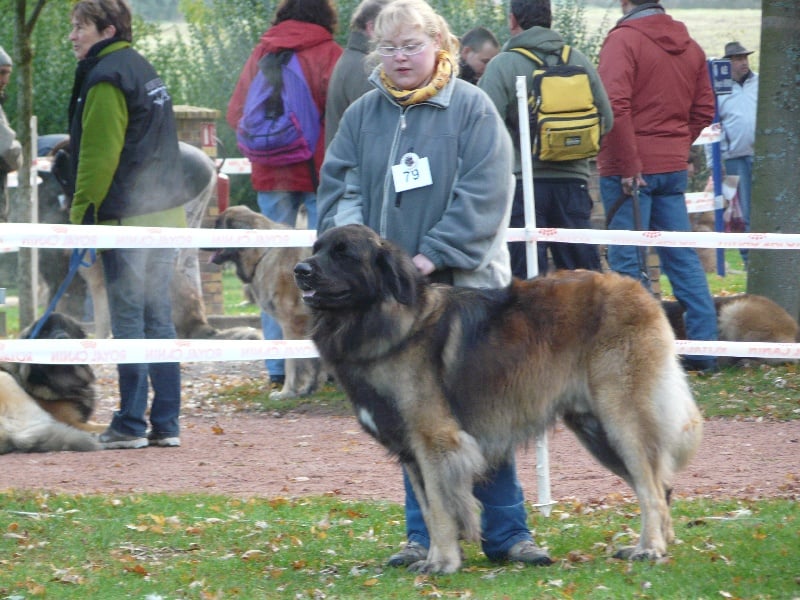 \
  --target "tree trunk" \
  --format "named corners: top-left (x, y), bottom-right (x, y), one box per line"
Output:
top-left (13, 0), bottom-right (36, 328)
top-left (747, 1), bottom-right (800, 322)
